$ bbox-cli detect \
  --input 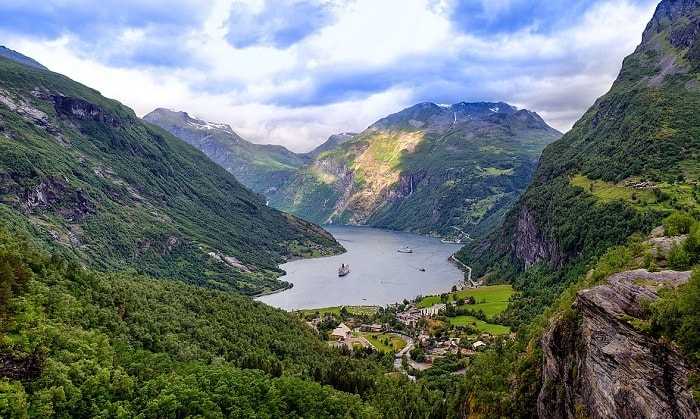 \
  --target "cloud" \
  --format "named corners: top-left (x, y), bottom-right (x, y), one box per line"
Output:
top-left (0, 0), bottom-right (660, 151)
top-left (226, 0), bottom-right (334, 48)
